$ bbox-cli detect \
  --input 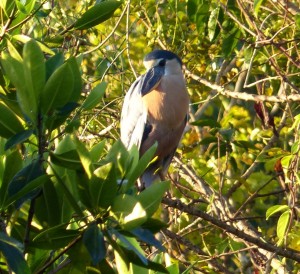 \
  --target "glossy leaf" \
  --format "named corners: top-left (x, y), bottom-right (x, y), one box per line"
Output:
top-left (73, 137), bottom-right (94, 179)
top-left (1, 52), bottom-right (37, 121)
top-left (92, 162), bottom-right (118, 209)
top-left (112, 194), bottom-right (147, 230)
top-left (8, 160), bottom-right (44, 208)
top-left (0, 232), bottom-right (30, 274)
top-left (50, 150), bottom-right (82, 170)
top-left (131, 228), bottom-right (164, 251)
top-left (141, 218), bottom-right (168, 234)
top-left (254, 0), bottom-right (264, 16)
top-left (12, 34), bottom-right (55, 55)
top-left (66, 56), bottom-right (82, 103)
top-left (277, 210), bottom-right (291, 241)
top-left (5, 129), bottom-right (33, 150)
top-left (90, 140), bottom-right (106, 162)
top-left (266, 205), bottom-right (289, 220)
top-left (83, 223), bottom-right (106, 265)
top-left (138, 181), bottom-right (170, 217)
top-left (208, 6), bottom-right (220, 41)
top-left (0, 150), bottom-right (22, 209)
top-left (0, 102), bottom-right (24, 139)
top-left (32, 228), bottom-right (79, 249)
top-left (40, 62), bottom-right (74, 114)
top-left (23, 39), bottom-right (45, 108)
top-left (82, 82), bottom-right (107, 110)
top-left (126, 143), bottom-right (157, 190)
top-left (45, 52), bottom-right (64, 80)
top-left (74, 1), bottom-right (122, 30)
top-left (112, 229), bottom-right (147, 265)
top-left (4, 174), bottom-right (49, 208)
